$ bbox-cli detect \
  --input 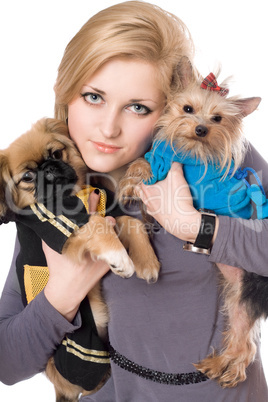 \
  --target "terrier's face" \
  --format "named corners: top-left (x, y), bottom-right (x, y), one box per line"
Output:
top-left (157, 58), bottom-right (261, 173)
